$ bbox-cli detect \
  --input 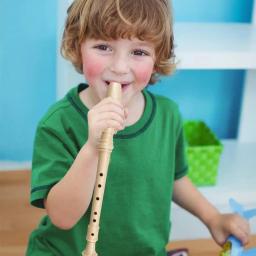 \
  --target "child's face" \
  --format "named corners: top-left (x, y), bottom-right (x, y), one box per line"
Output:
top-left (80, 37), bottom-right (156, 106)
